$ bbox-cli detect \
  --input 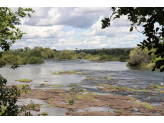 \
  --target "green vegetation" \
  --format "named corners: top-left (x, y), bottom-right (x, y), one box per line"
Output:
top-left (59, 93), bottom-right (66, 96)
top-left (107, 73), bottom-right (111, 81)
top-left (151, 84), bottom-right (164, 89)
top-left (86, 77), bottom-right (94, 80)
top-left (47, 98), bottom-right (54, 101)
top-left (68, 98), bottom-right (74, 105)
top-left (1, 47), bottom-right (133, 66)
top-left (101, 7), bottom-right (164, 72)
top-left (135, 102), bottom-right (153, 109)
top-left (46, 104), bottom-right (52, 108)
top-left (52, 84), bottom-right (64, 87)
top-left (41, 112), bottom-right (48, 116)
top-left (40, 83), bottom-right (49, 86)
top-left (68, 71), bottom-right (78, 74)
top-left (118, 110), bottom-right (122, 114)
top-left (15, 79), bottom-right (32, 83)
